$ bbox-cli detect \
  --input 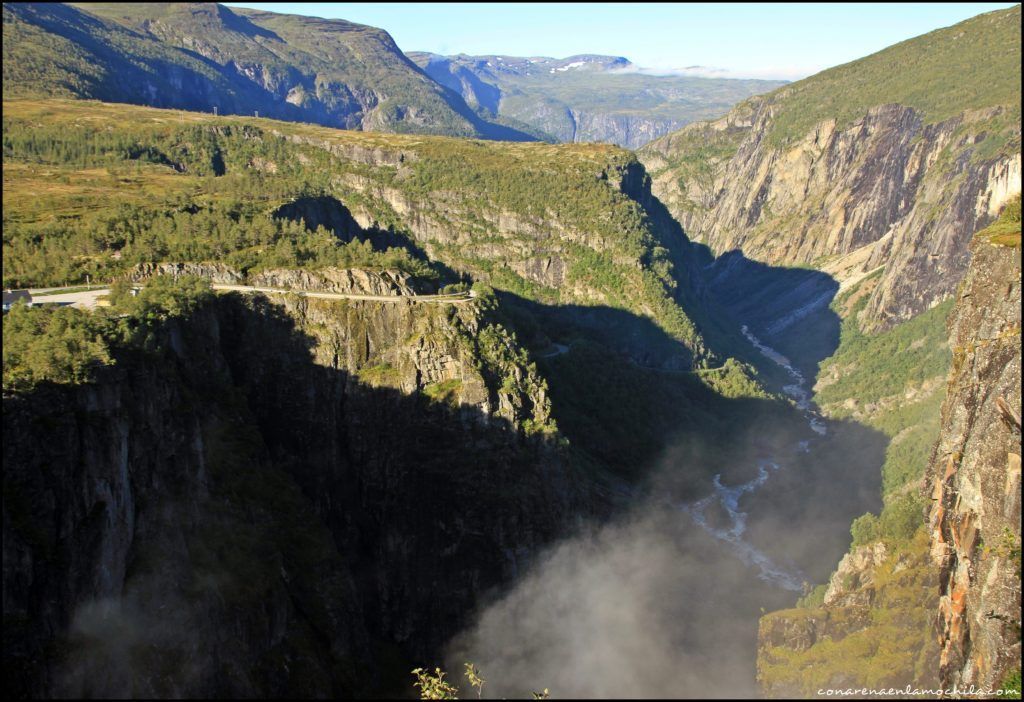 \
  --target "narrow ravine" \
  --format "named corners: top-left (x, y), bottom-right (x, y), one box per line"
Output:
top-left (445, 319), bottom-right (861, 697)
top-left (679, 325), bottom-right (830, 592)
